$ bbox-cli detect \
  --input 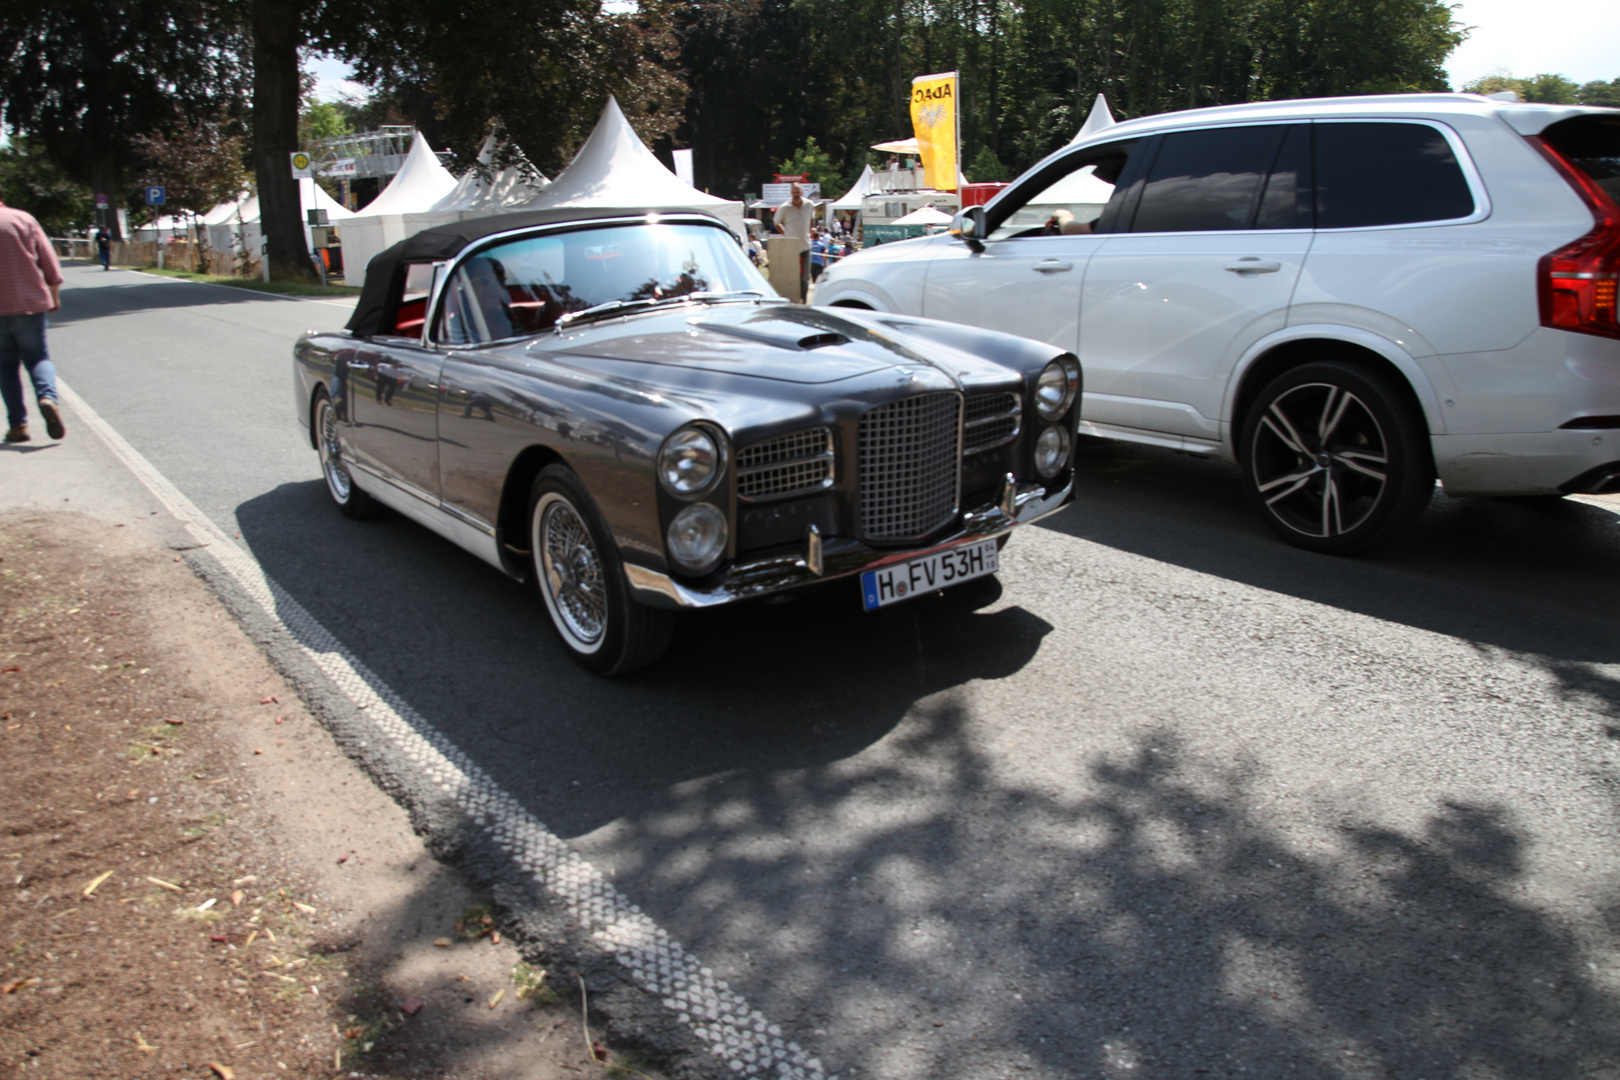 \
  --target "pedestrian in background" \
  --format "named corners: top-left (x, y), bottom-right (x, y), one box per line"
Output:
top-left (95, 226), bottom-right (110, 271)
top-left (773, 183), bottom-right (814, 301)
top-left (0, 183), bottom-right (65, 443)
